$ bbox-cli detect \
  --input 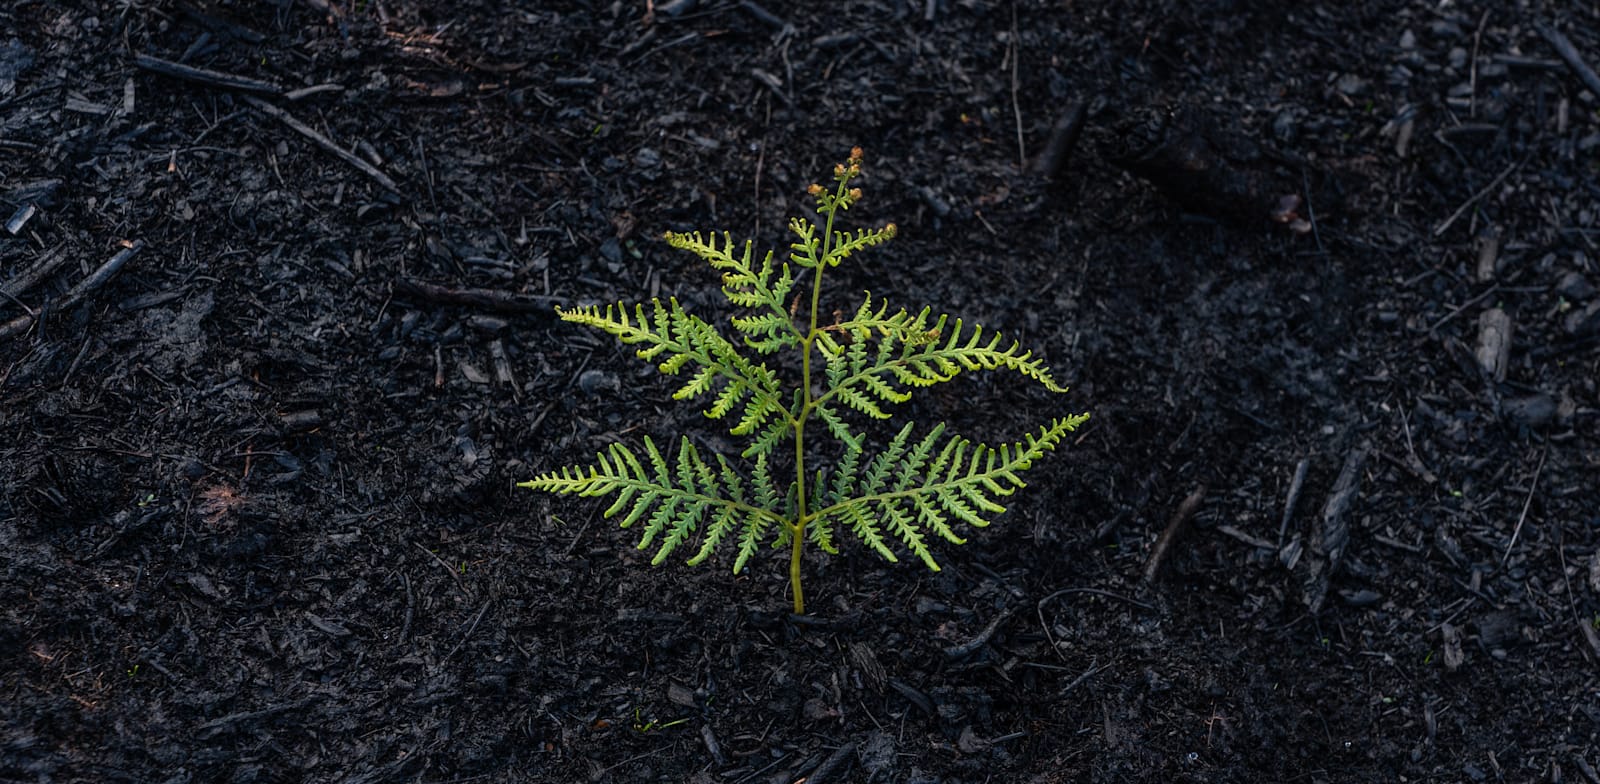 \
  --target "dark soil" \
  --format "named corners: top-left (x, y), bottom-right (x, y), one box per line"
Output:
top-left (4, 1), bottom-right (1600, 781)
